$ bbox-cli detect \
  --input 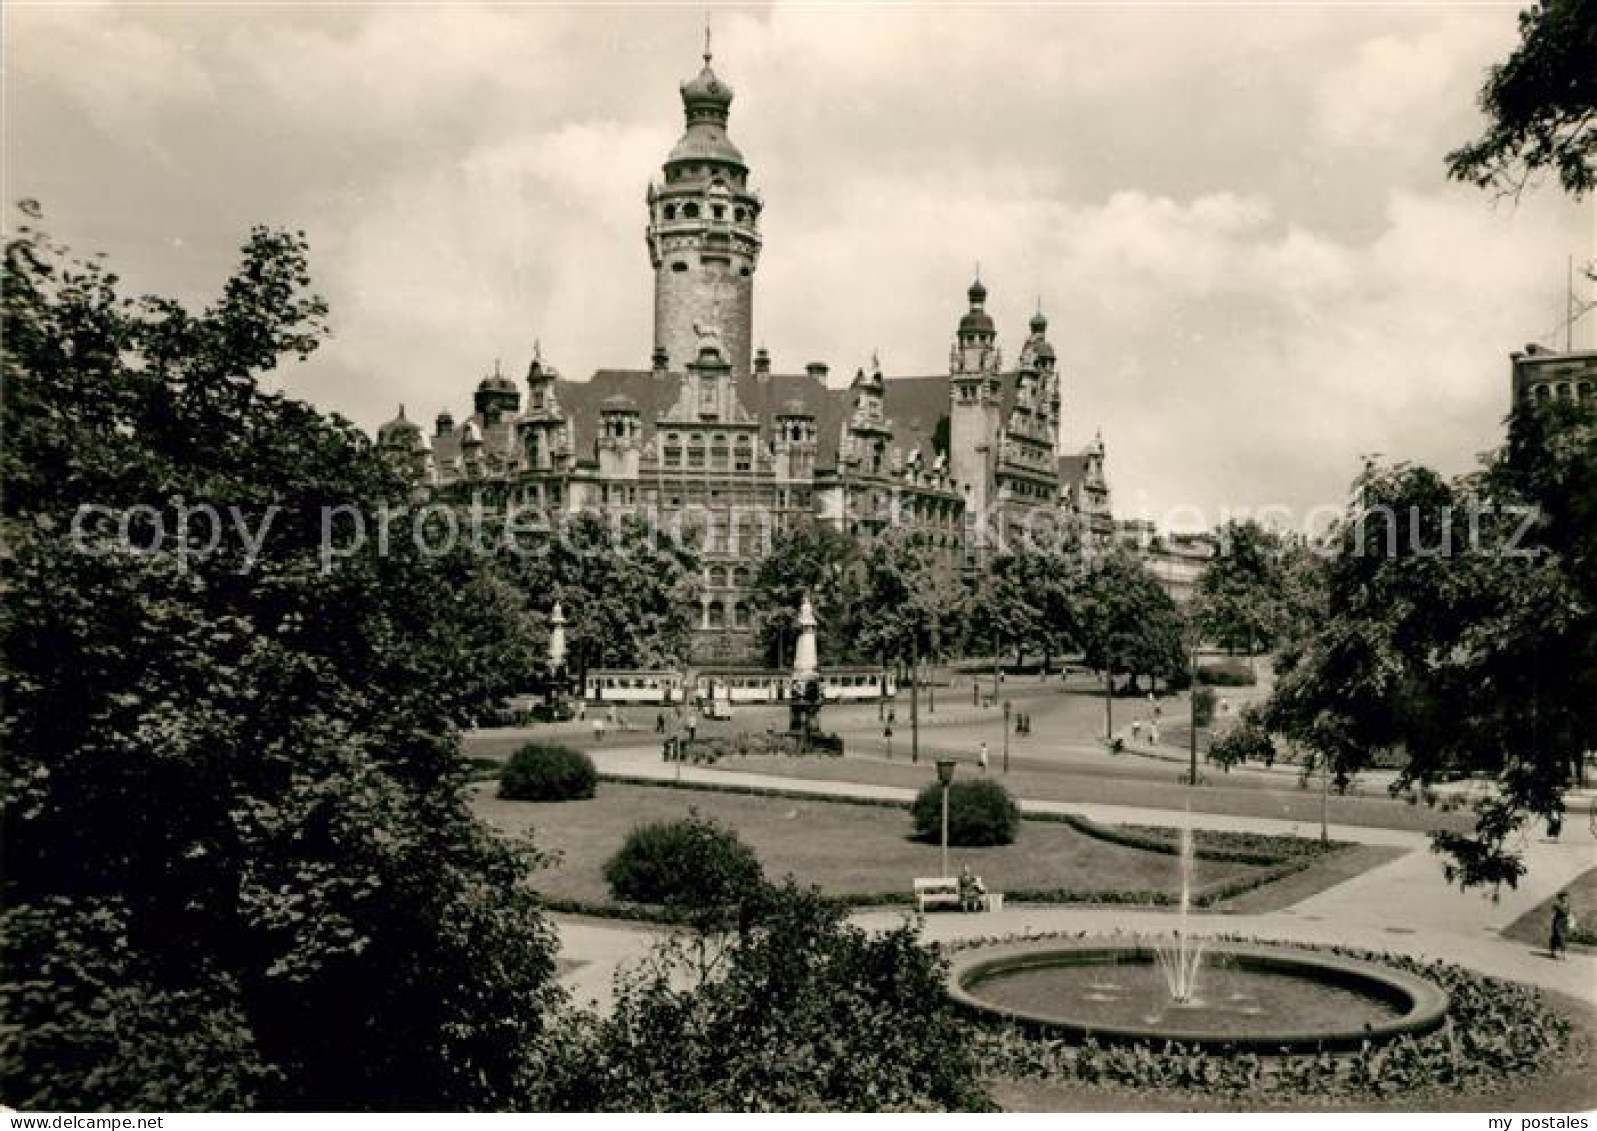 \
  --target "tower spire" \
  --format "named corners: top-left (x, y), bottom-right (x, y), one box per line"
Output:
top-left (703, 12), bottom-right (712, 65)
